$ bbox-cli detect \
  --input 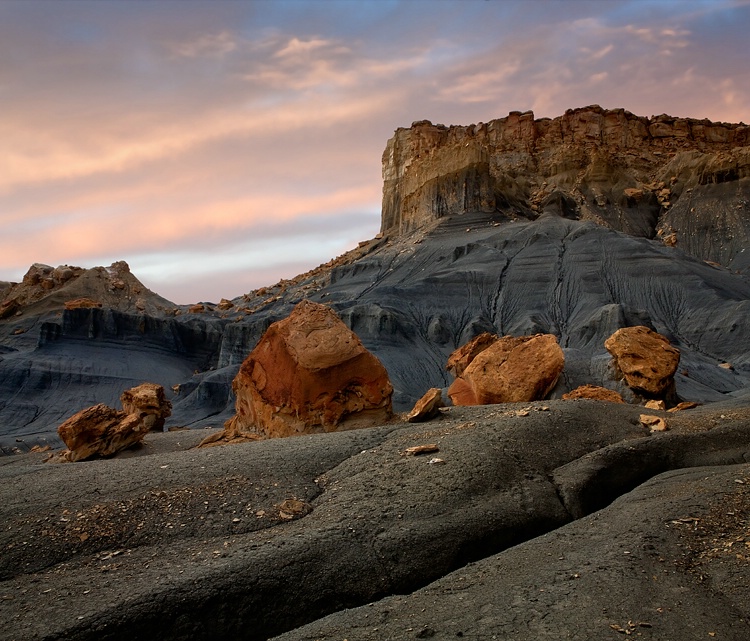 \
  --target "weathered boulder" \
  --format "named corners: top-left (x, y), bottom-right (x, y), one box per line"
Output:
top-left (445, 332), bottom-right (498, 377)
top-left (448, 334), bottom-right (564, 405)
top-left (605, 326), bottom-right (680, 396)
top-left (562, 384), bottom-right (625, 404)
top-left (57, 405), bottom-right (145, 462)
top-left (57, 383), bottom-right (172, 461)
top-left (120, 383), bottom-right (173, 432)
top-left (220, 300), bottom-right (393, 440)
top-left (407, 388), bottom-right (444, 423)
